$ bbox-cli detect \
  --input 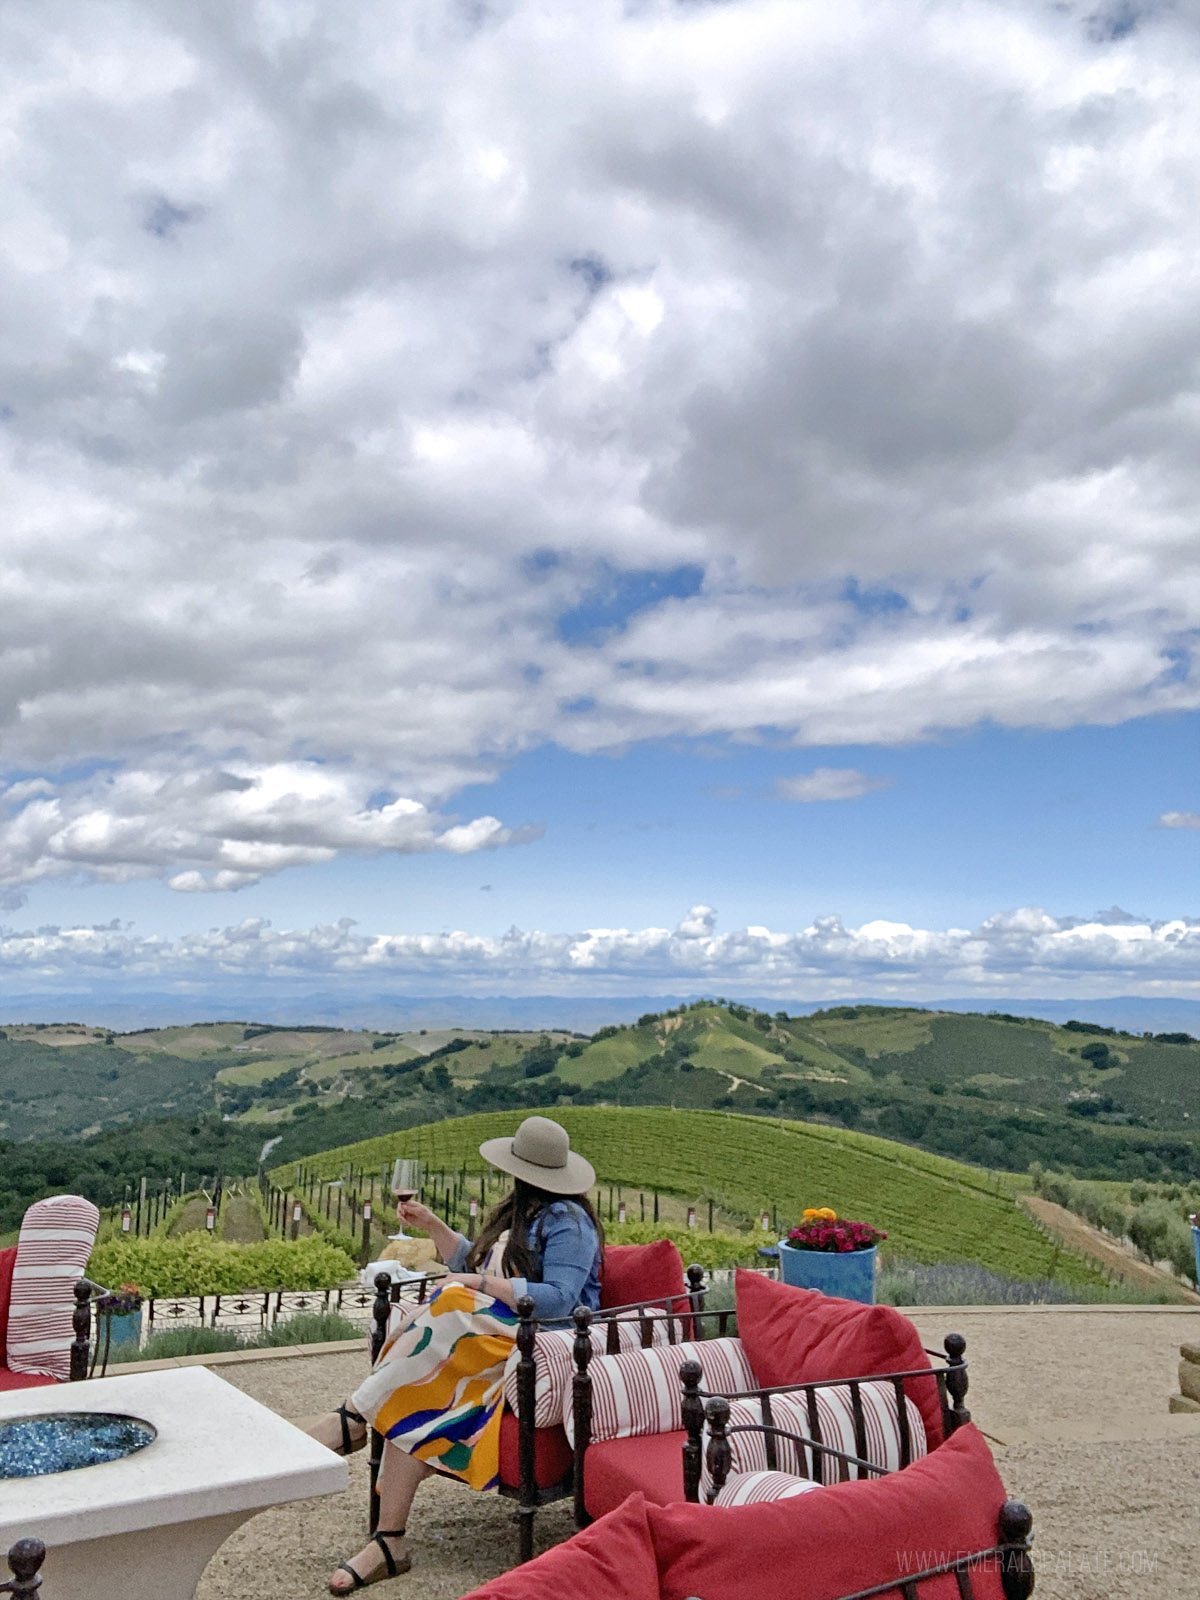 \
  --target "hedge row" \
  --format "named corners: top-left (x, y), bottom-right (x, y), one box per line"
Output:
top-left (87, 1233), bottom-right (357, 1297)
